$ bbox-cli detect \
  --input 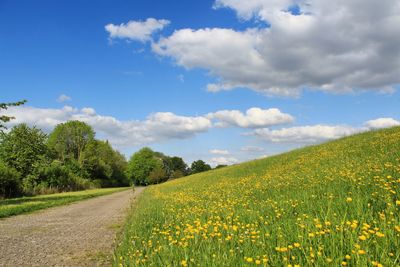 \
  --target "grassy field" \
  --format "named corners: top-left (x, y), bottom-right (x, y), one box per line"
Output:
top-left (114, 127), bottom-right (400, 266)
top-left (0, 187), bottom-right (130, 218)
